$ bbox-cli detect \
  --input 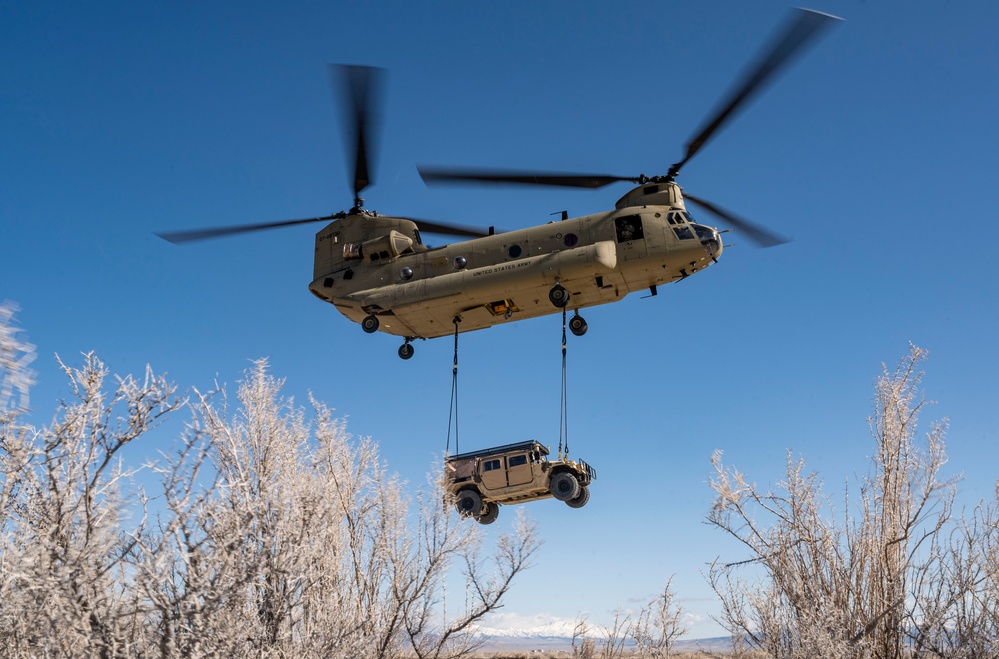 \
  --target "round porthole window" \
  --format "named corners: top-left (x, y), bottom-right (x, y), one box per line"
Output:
top-left (400, 266), bottom-right (414, 281)
top-left (507, 244), bottom-right (522, 258)
top-left (453, 256), bottom-right (467, 270)
top-left (563, 233), bottom-right (579, 247)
